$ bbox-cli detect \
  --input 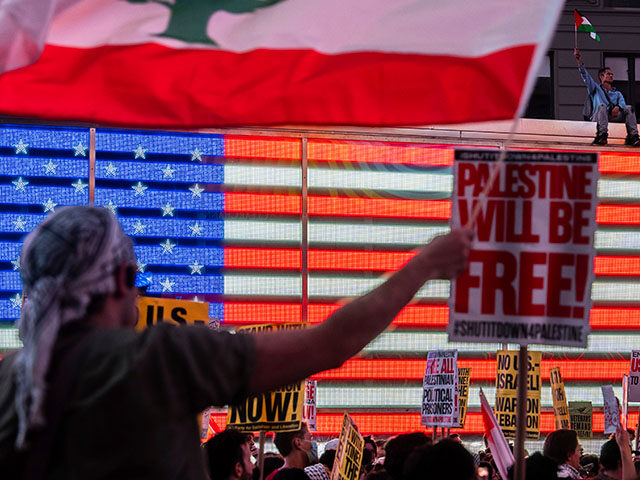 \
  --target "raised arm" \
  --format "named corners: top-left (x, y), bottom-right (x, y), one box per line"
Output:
top-left (615, 425), bottom-right (637, 480)
top-left (248, 228), bottom-right (473, 393)
top-left (575, 48), bottom-right (598, 94)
